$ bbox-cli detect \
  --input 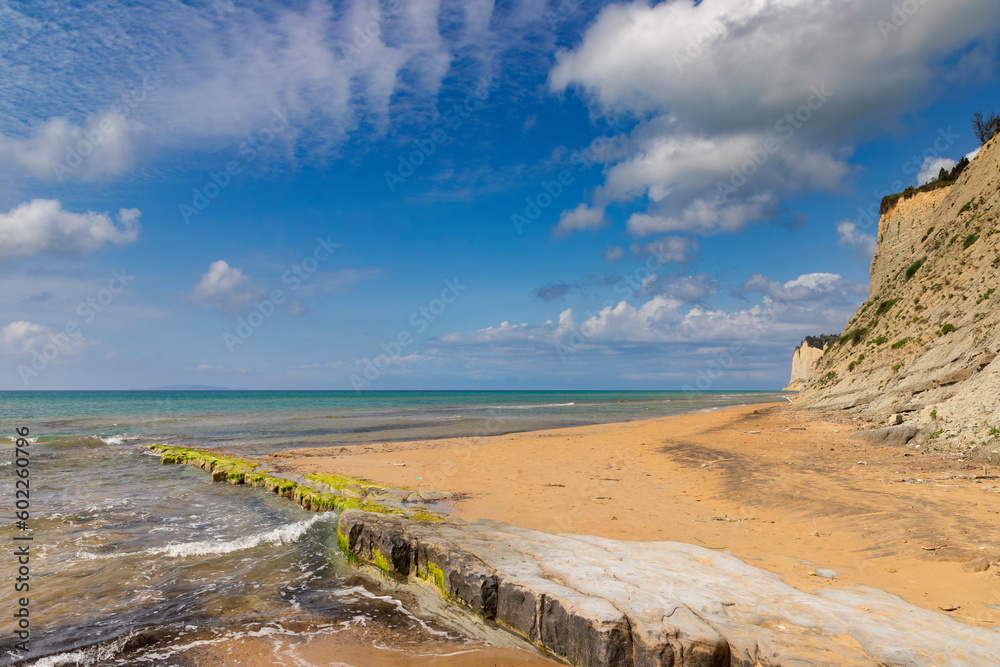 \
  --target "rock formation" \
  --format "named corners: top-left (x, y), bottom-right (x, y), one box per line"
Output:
top-left (782, 336), bottom-right (833, 391)
top-left (794, 132), bottom-right (1000, 462)
top-left (340, 509), bottom-right (1000, 667)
